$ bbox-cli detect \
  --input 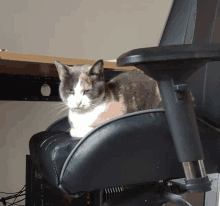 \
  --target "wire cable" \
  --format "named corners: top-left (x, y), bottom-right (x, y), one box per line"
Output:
top-left (11, 186), bottom-right (26, 206)
top-left (0, 184), bottom-right (26, 195)
top-left (0, 191), bottom-right (26, 203)
top-left (7, 198), bottom-right (25, 206)
top-left (5, 193), bottom-right (25, 206)
top-left (6, 198), bottom-right (25, 206)
top-left (0, 192), bottom-right (18, 195)
top-left (0, 185), bottom-right (26, 206)
top-left (0, 187), bottom-right (25, 195)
